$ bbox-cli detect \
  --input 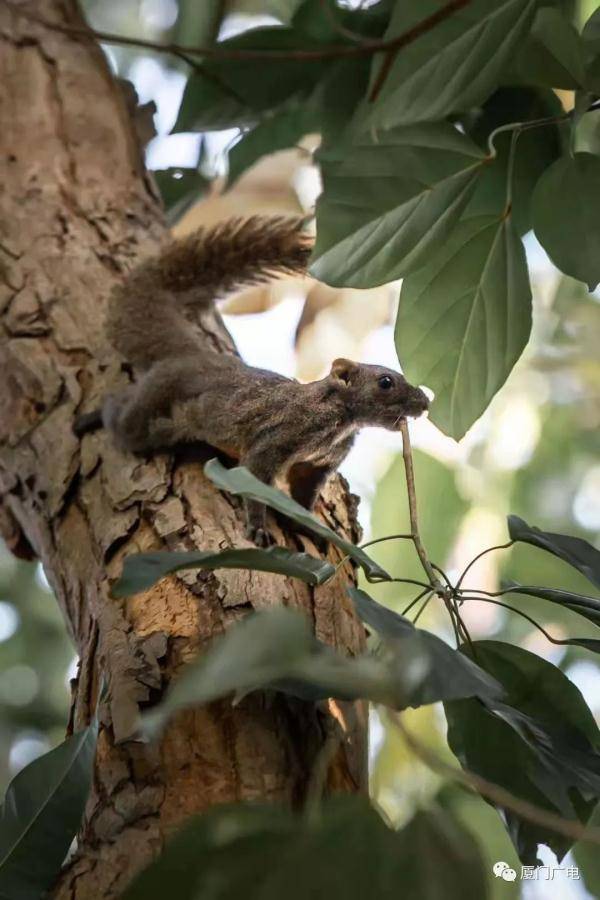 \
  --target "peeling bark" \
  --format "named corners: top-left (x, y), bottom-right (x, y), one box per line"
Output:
top-left (0, 2), bottom-right (367, 897)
